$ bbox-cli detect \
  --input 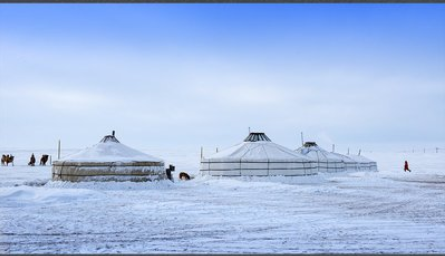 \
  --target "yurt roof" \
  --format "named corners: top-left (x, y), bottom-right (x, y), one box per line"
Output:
top-left (330, 152), bottom-right (357, 163)
top-left (347, 154), bottom-right (376, 164)
top-left (203, 132), bottom-right (312, 162)
top-left (296, 142), bottom-right (328, 154)
top-left (56, 132), bottom-right (163, 163)
top-left (244, 132), bottom-right (272, 142)
top-left (295, 142), bottom-right (344, 162)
